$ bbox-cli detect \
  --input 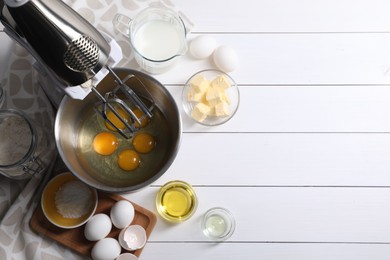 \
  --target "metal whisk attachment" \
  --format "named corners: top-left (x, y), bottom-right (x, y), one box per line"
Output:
top-left (63, 35), bottom-right (154, 139)
top-left (91, 67), bottom-right (155, 139)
